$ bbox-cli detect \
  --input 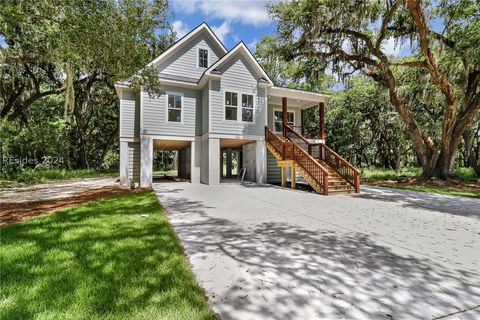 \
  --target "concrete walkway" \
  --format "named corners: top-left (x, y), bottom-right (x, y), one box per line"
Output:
top-left (154, 182), bottom-right (480, 320)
